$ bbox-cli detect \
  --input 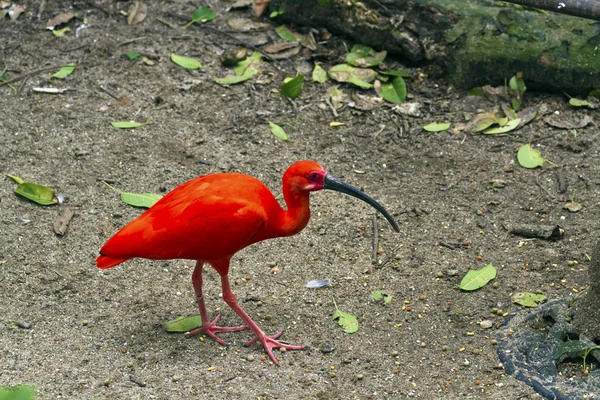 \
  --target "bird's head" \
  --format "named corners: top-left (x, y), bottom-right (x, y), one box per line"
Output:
top-left (284, 160), bottom-right (399, 232)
